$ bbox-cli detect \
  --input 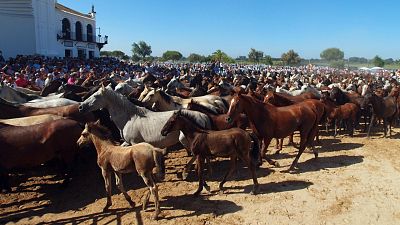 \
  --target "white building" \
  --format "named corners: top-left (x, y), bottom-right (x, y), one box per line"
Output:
top-left (0, 0), bottom-right (108, 60)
